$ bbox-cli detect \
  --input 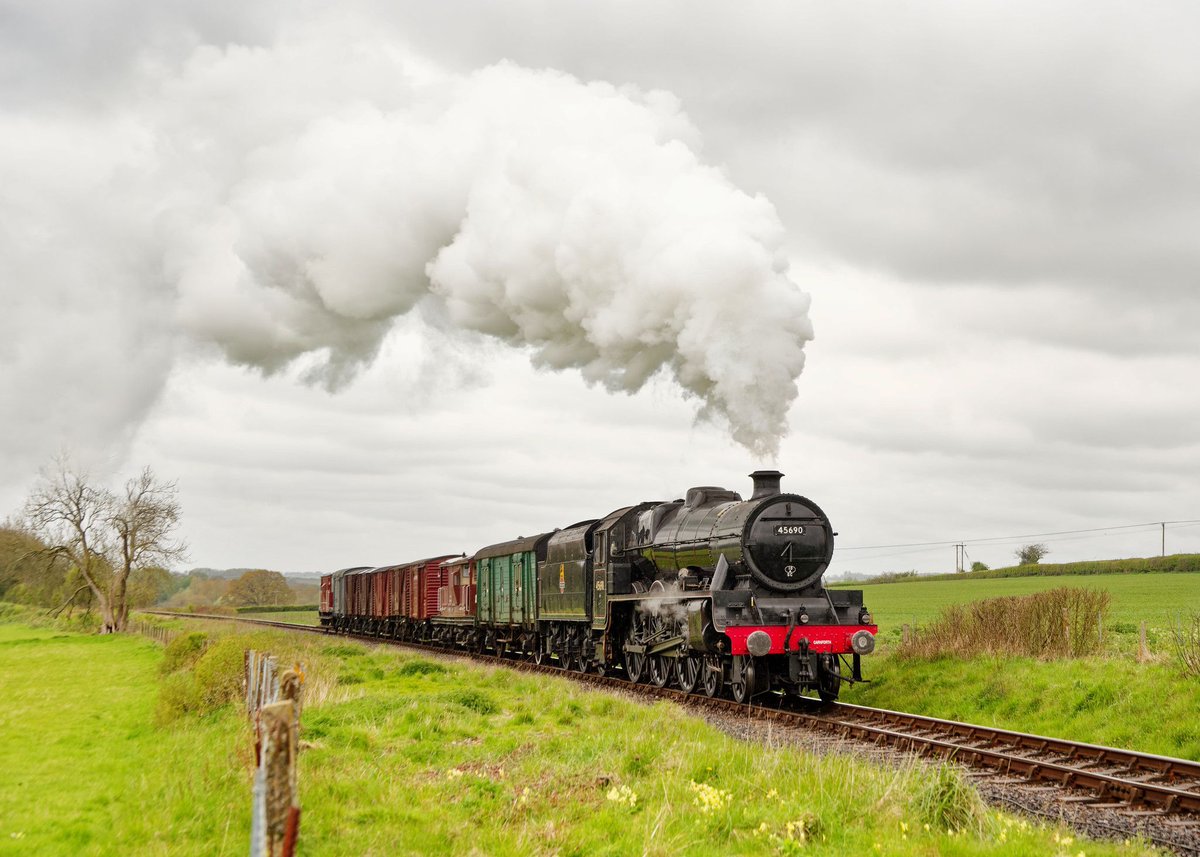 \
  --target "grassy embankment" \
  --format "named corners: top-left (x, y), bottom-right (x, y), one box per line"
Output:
top-left (0, 605), bottom-right (1158, 856)
top-left (237, 610), bottom-right (322, 626)
top-left (193, 571), bottom-right (1200, 757)
top-left (833, 571), bottom-right (1200, 759)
